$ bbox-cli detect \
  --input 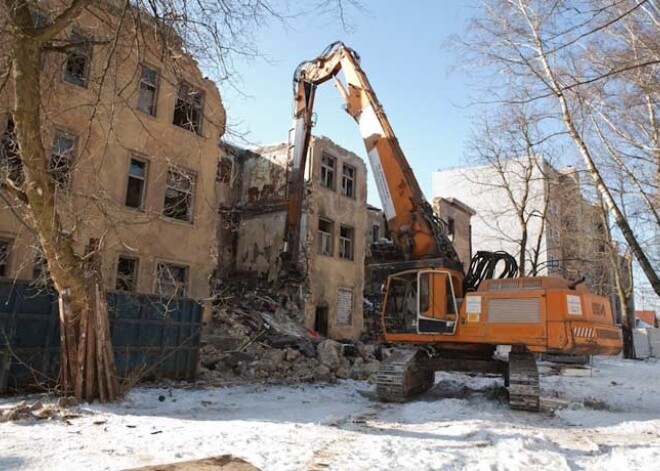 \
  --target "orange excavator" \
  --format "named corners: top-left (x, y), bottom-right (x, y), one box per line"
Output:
top-left (282, 42), bottom-right (622, 411)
